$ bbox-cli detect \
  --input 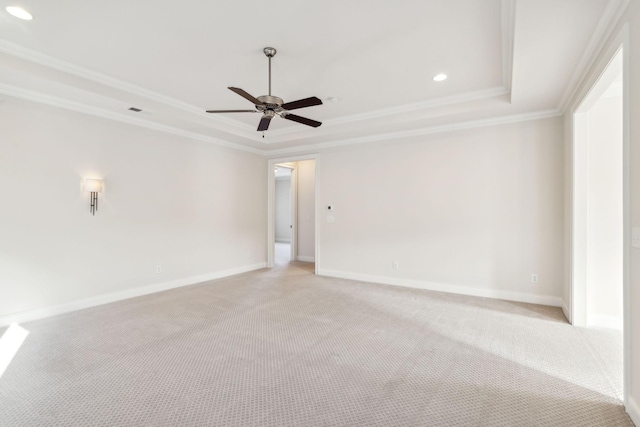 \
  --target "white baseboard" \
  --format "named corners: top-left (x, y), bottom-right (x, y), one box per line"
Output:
top-left (317, 269), bottom-right (563, 307)
top-left (561, 300), bottom-right (571, 323)
top-left (627, 396), bottom-right (640, 427)
top-left (0, 263), bottom-right (267, 328)
top-left (296, 256), bottom-right (315, 263)
top-left (587, 315), bottom-right (623, 330)
top-left (275, 238), bottom-right (291, 243)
